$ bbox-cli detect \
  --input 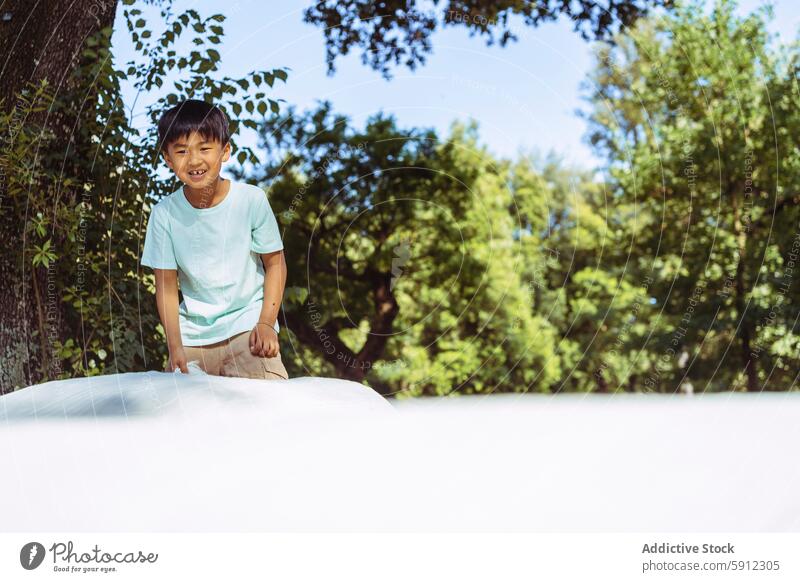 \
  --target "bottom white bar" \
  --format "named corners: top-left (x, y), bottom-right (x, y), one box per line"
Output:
top-left (1, 533), bottom-right (796, 581)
